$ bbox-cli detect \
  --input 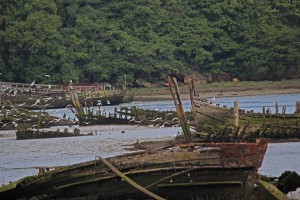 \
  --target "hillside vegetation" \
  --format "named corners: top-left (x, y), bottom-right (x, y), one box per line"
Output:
top-left (0, 0), bottom-right (299, 86)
